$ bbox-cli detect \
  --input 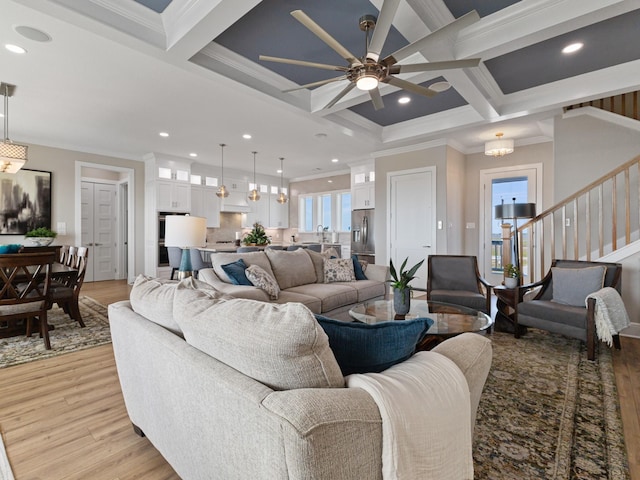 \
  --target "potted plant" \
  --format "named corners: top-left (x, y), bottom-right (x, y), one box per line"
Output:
top-left (504, 263), bottom-right (520, 288)
top-left (242, 222), bottom-right (270, 246)
top-left (25, 227), bottom-right (57, 246)
top-left (389, 257), bottom-right (424, 316)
